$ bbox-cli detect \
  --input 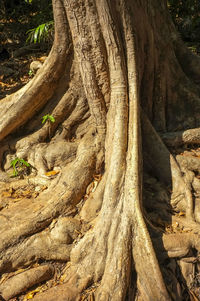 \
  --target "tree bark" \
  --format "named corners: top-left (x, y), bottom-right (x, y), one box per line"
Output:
top-left (0, 0), bottom-right (200, 300)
